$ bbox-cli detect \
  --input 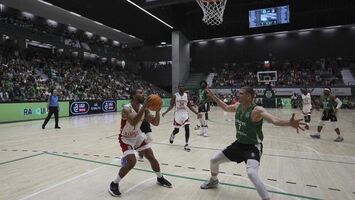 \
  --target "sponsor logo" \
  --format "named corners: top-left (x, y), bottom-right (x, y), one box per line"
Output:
top-left (70, 102), bottom-right (89, 115)
top-left (23, 107), bottom-right (47, 115)
top-left (102, 100), bottom-right (116, 112)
